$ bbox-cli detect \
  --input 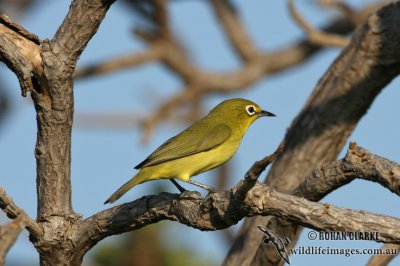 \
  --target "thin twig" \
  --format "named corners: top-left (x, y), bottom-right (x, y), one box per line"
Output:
top-left (288, 0), bottom-right (349, 48)
top-left (209, 0), bottom-right (259, 61)
top-left (74, 43), bottom-right (164, 79)
top-left (0, 216), bottom-right (25, 265)
top-left (140, 88), bottom-right (198, 142)
top-left (0, 187), bottom-right (42, 240)
top-left (245, 141), bottom-right (285, 182)
top-left (319, 0), bottom-right (356, 25)
top-left (74, 2), bottom-right (383, 142)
